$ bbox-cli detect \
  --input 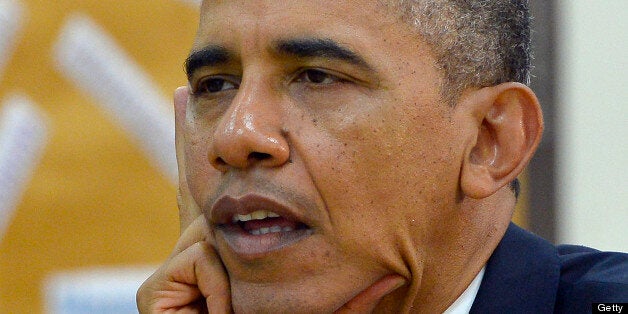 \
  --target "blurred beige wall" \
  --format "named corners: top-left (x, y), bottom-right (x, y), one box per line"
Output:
top-left (0, 1), bottom-right (198, 312)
